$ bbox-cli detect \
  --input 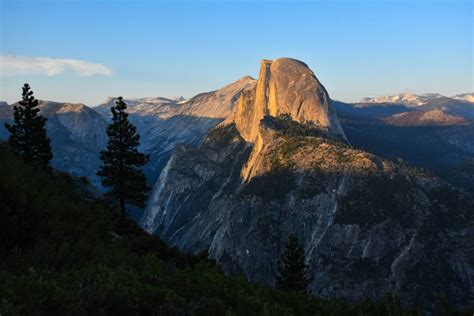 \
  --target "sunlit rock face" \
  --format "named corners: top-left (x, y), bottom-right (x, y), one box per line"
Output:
top-left (141, 58), bottom-right (474, 311)
top-left (232, 58), bottom-right (346, 181)
top-left (234, 58), bottom-right (345, 142)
